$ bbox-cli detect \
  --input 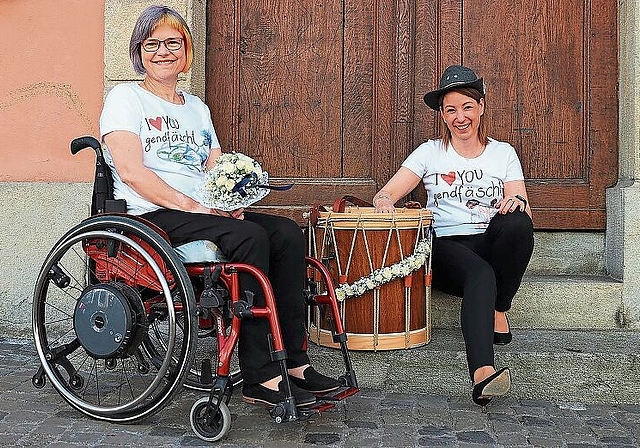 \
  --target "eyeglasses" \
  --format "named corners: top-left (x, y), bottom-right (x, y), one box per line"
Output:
top-left (141, 38), bottom-right (183, 53)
